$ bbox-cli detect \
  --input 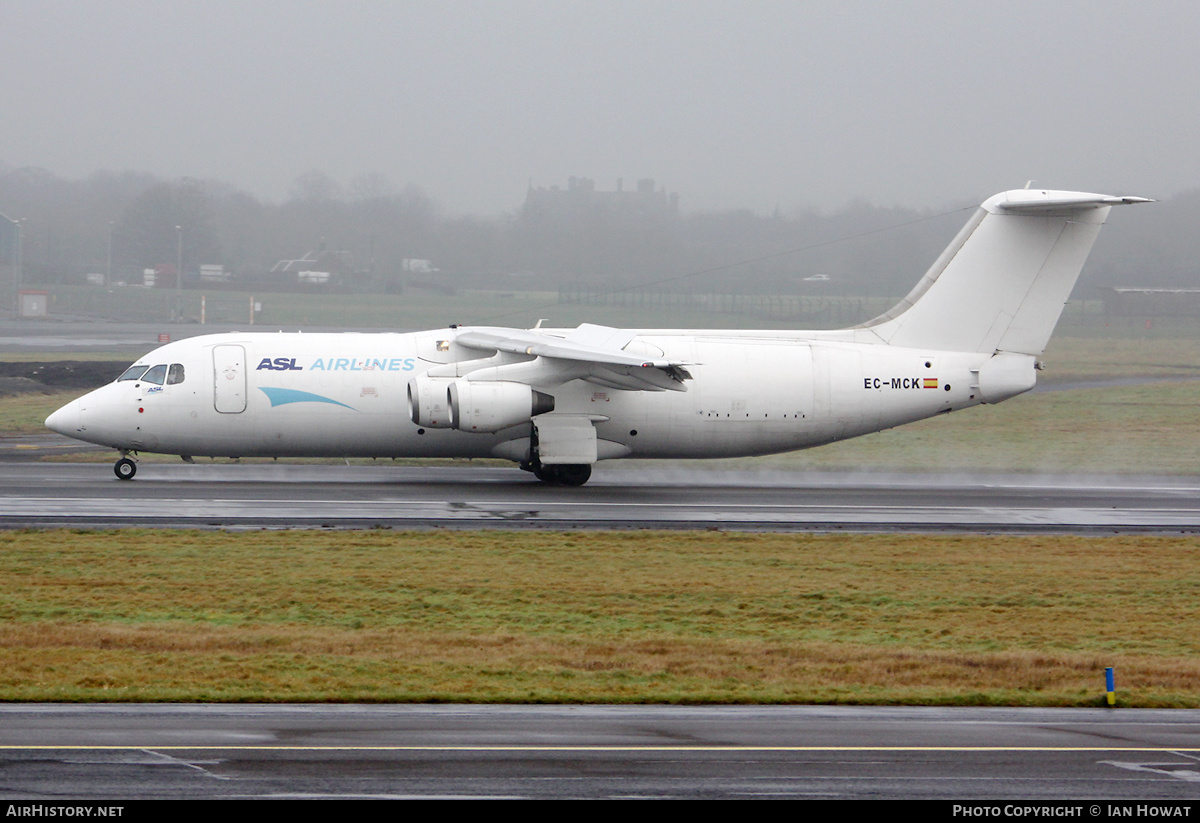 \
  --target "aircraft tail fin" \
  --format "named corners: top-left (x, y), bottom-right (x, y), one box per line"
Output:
top-left (858, 190), bottom-right (1151, 355)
